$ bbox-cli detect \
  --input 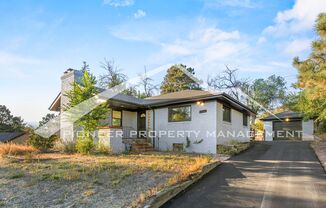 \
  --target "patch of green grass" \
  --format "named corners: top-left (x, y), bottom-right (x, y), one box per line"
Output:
top-left (0, 199), bottom-right (5, 207)
top-left (110, 168), bottom-right (135, 186)
top-left (8, 171), bottom-right (24, 179)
